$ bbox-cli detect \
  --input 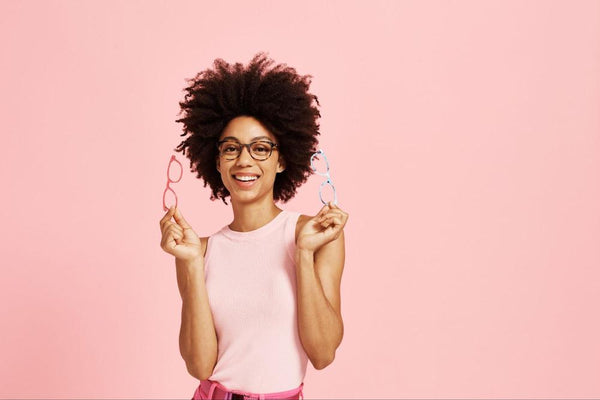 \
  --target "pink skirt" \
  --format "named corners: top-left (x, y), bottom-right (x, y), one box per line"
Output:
top-left (192, 379), bottom-right (304, 400)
